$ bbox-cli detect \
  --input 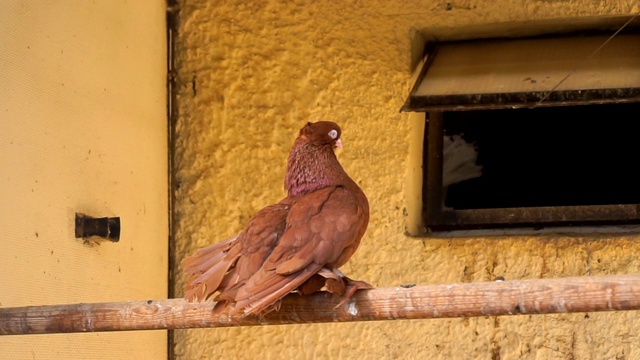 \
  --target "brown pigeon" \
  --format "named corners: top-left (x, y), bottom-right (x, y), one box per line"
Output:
top-left (181, 121), bottom-right (371, 316)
